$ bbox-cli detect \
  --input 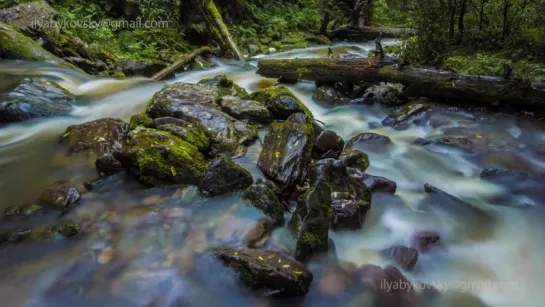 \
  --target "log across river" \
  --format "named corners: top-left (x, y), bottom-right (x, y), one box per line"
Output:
top-left (257, 57), bottom-right (545, 112)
